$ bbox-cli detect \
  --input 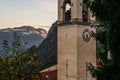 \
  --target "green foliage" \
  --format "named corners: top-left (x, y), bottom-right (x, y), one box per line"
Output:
top-left (84, 0), bottom-right (120, 80)
top-left (0, 32), bottom-right (43, 80)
